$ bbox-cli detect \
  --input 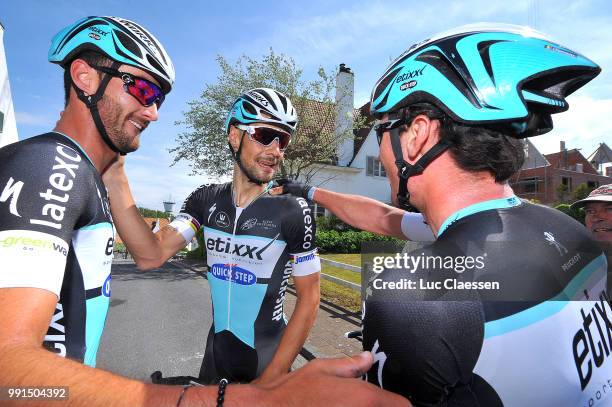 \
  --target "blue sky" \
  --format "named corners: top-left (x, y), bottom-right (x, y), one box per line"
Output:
top-left (3, 0), bottom-right (612, 211)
